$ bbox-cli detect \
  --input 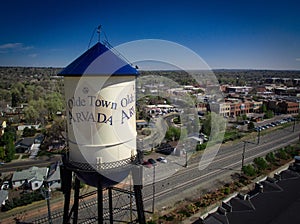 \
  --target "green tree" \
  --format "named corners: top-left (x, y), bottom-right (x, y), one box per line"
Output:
top-left (202, 112), bottom-right (226, 141)
top-left (25, 98), bottom-right (47, 124)
top-left (253, 157), bottom-right (268, 171)
top-left (33, 86), bottom-right (46, 100)
top-left (165, 126), bottom-right (181, 141)
top-left (46, 117), bottom-right (65, 139)
top-left (264, 110), bottom-right (274, 119)
top-left (24, 84), bottom-right (35, 102)
top-left (22, 127), bottom-right (37, 137)
top-left (45, 92), bottom-right (63, 120)
top-left (24, 105), bottom-right (39, 123)
top-left (202, 113), bottom-right (212, 136)
top-left (5, 141), bottom-right (15, 162)
top-left (1, 126), bottom-right (16, 145)
top-left (0, 89), bottom-right (11, 102)
top-left (11, 90), bottom-right (22, 107)
top-left (1, 126), bottom-right (16, 162)
top-left (261, 104), bottom-right (267, 113)
top-left (0, 146), bottom-right (5, 160)
top-left (11, 82), bottom-right (25, 107)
